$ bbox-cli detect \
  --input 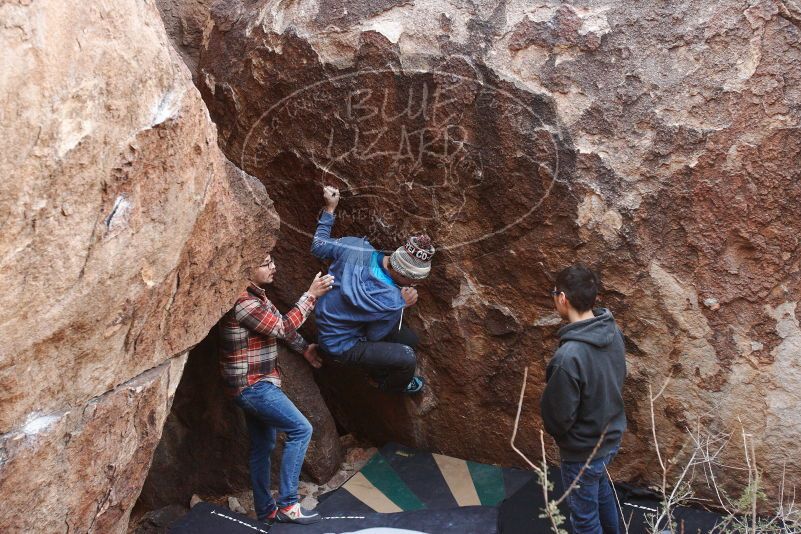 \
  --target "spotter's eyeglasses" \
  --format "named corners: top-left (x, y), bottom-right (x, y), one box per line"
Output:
top-left (550, 289), bottom-right (562, 297)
